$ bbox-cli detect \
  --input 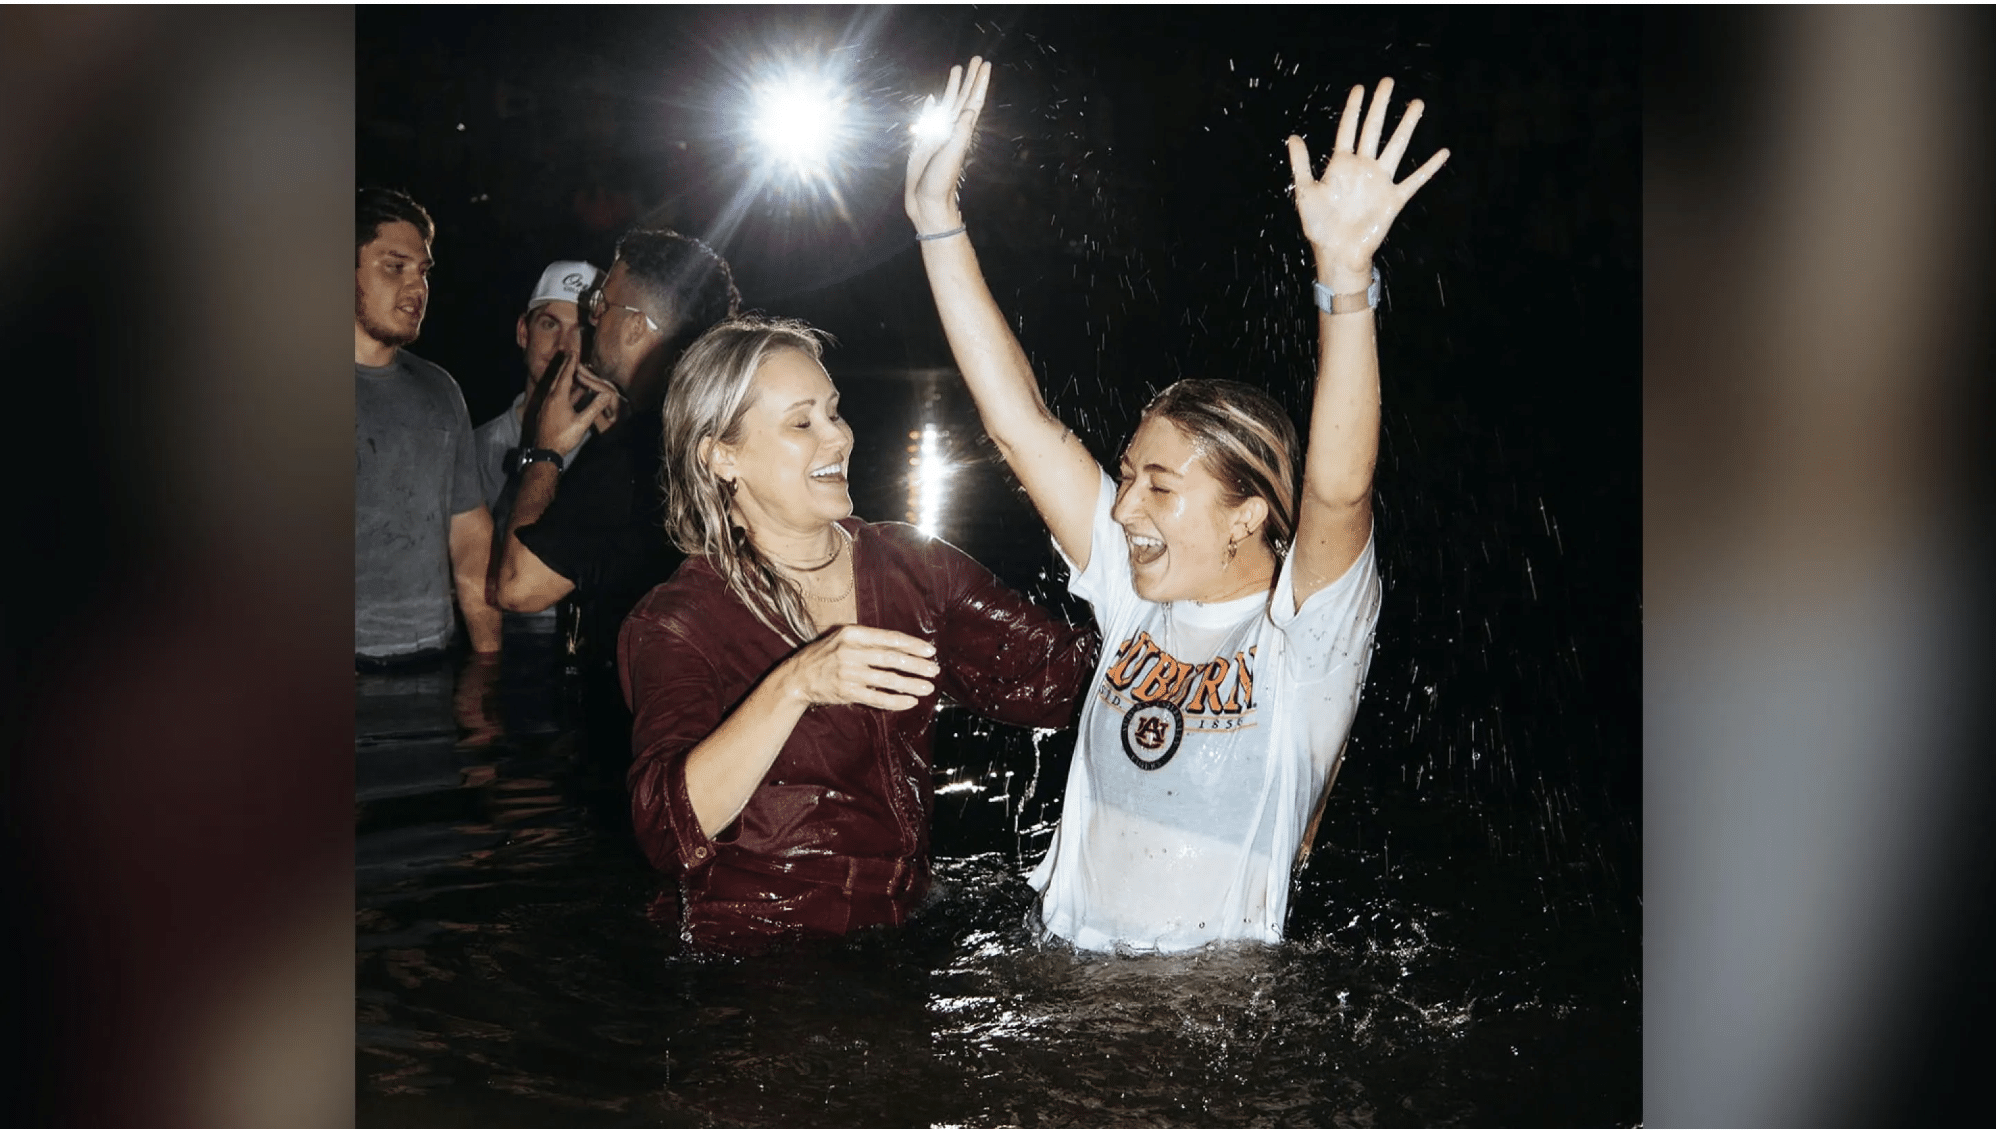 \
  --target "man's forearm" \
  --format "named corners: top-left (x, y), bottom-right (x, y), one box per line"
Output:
top-left (507, 461), bottom-right (562, 533)
top-left (448, 507), bottom-right (504, 654)
top-left (496, 463), bottom-right (576, 612)
top-left (457, 566), bottom-right (504, 653)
